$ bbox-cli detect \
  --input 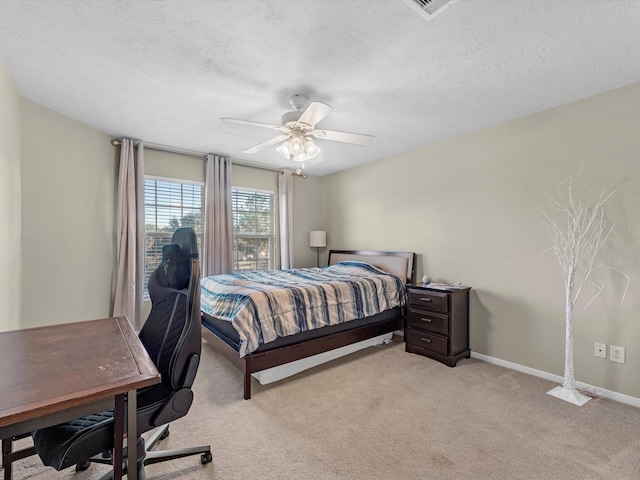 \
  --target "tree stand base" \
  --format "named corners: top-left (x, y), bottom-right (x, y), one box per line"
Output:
top-left (547, 386), bottom-right (591, 406)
